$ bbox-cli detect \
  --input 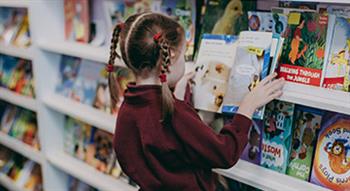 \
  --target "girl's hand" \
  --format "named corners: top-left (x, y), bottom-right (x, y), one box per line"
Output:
top-left (174, 72), bottom-right (195, 101)
top-left (238, 73), bottom-right (285, 119)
